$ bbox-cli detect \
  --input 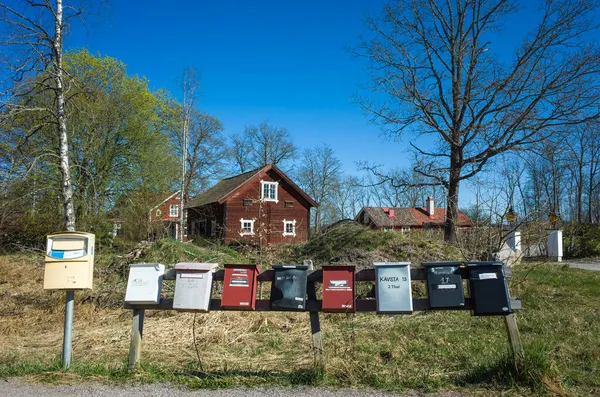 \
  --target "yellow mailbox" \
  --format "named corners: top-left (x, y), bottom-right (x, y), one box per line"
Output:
top-left (44, 232), bottom-right (95, 290)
